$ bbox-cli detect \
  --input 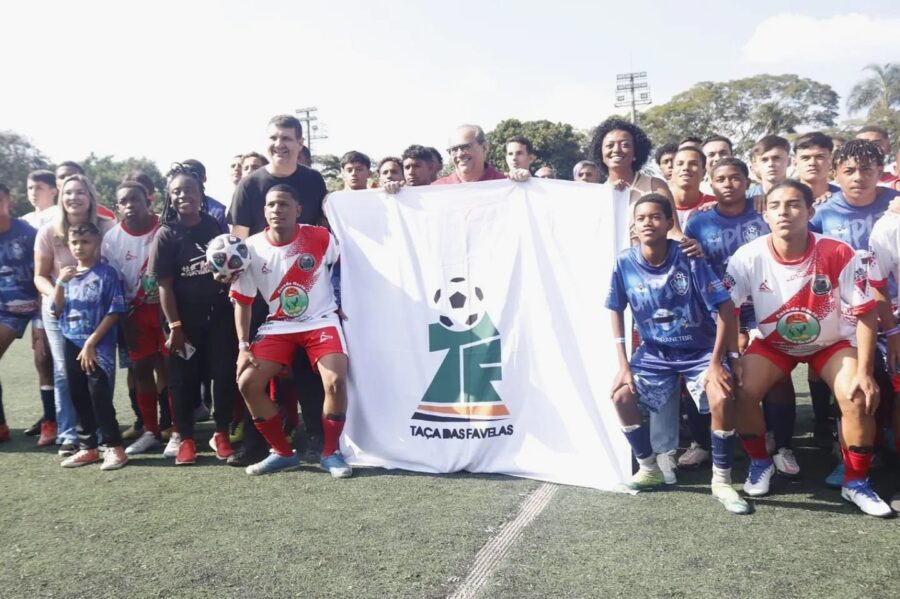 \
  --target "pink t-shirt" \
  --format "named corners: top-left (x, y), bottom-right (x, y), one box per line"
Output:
top-left (432, 165), bottom-right (507, 185)
top-left (34, 219), bottom-right (116, 288)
